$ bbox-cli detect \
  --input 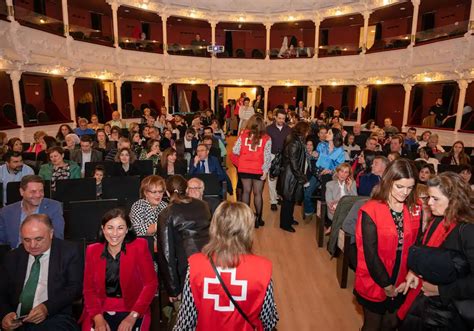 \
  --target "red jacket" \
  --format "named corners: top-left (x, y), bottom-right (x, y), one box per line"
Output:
top-left (232, 130), bottom-right (270, 175)
top-left (189, 253), bottom-right (272, 331)
top-left (82, 239), bottom-right (158, 319)
top-left (355, 200), bottom-right (421, 302)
